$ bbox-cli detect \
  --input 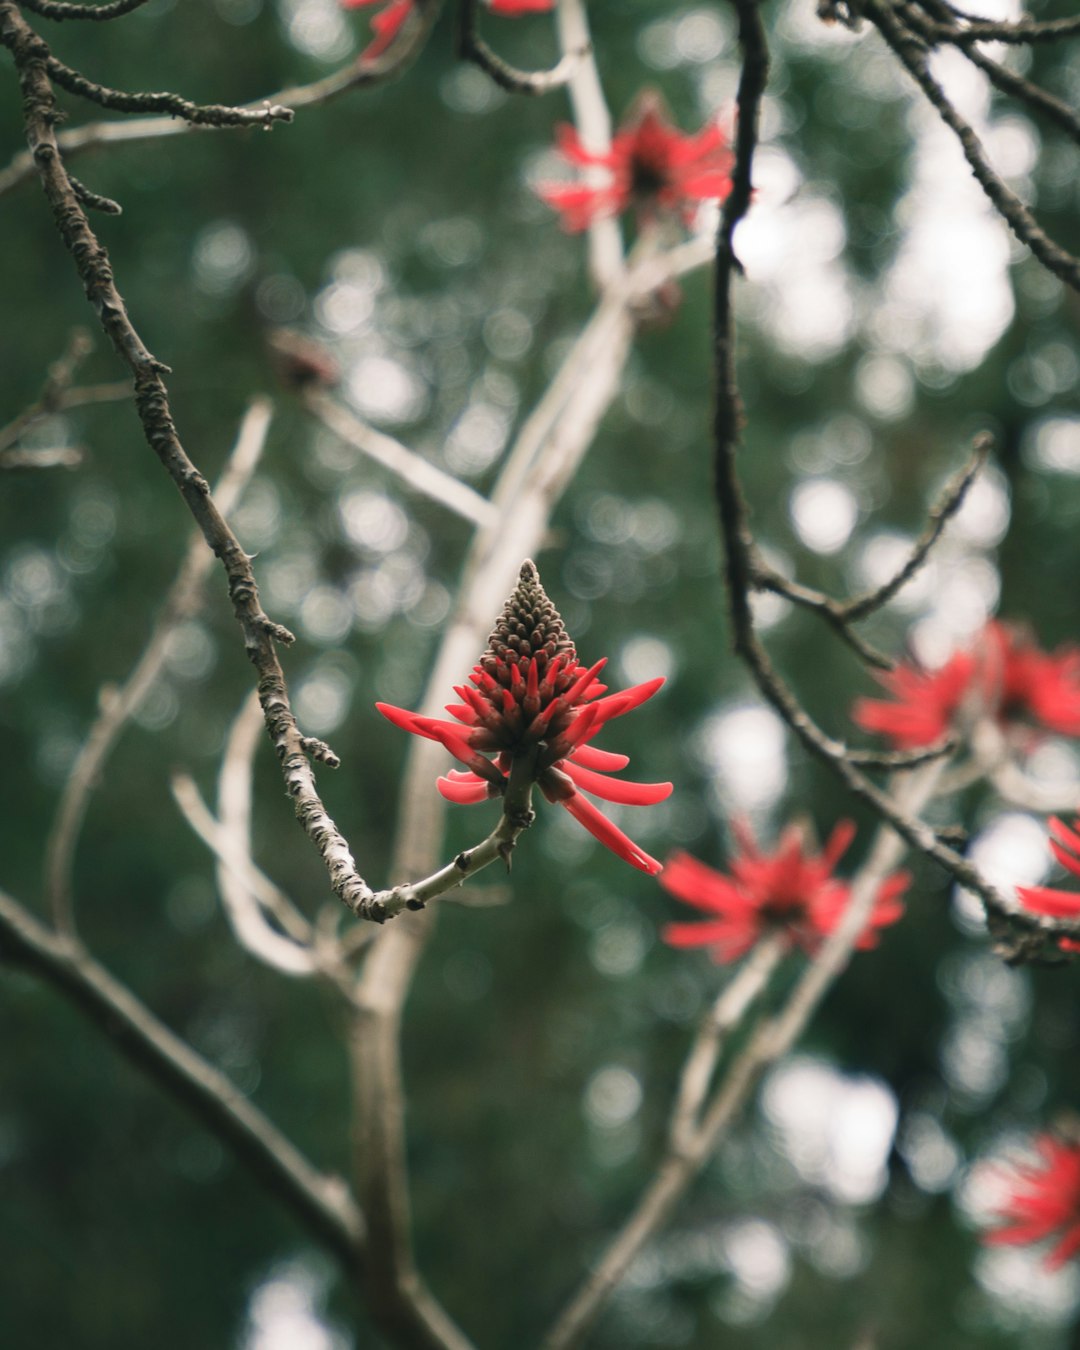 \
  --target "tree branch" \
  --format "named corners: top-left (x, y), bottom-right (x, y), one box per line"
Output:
top-left (0, 9), bottom-right (389, 919)
top-left (458, 0), bottom-right (581, 95)
top-left (0, 0), bottom-right (442, 198)
top-left (43, 398), bottom-right (273, 934)
top-left (302, 389), bottom-right (499, 531)
top-left (864, 0), bottom-right (1080, 293)
top-left (541, 764), bottom-right (944, 1349)
top-left (0, 884), bottom-right (366, 1268)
